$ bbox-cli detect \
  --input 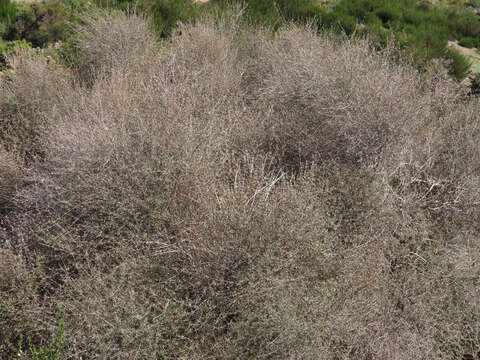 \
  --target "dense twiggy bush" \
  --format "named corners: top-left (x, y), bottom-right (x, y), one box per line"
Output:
top-left (0, 149), bottom-right (22, 212)
top-left (67, 10), bottom-right (158, 84)
top-left (0, 51), bottom-right (70, 162)
top-left (238, 26), bottom-right (431, 171)
top-left (2, 9), bottom-right (480, 360)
